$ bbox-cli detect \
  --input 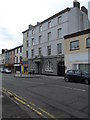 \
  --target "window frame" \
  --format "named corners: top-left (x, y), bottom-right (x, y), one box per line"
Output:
top-left (31, 49), bottom-right (34, 58)
top-left (45, 61), bottom-right (53, 72)
top-left (39, 35), bottom-right (42, 44)
top-left (70, 40), bottom-right (79, 50)
top-left (26, 51), bottom-right (28, 58)
top-left (27, 31), bottom-right (29, 37)
top-left (86, 38), bottom-right (90, 48)
top-left (20, 47), bottom-right (22, 53)
top-left (47, 46), bottom-right (51, 55)
top-left (57, 28), bottom-right (62, 38)
top-left (58, 16), bottom-right (62, 24)
top-left (32, 29), bottom-right (34, 35)
top-left (32, 38), bottom-right (34, 46)
top-left (48, 32), bottom-right (51, 41)
top-left (48, 21), bottom-right (51, 28)
top-left (57, 43), bottom-right (62, 54)
top-left (17, 49), bottom-right (18, 53)
top-left (26, 40), bottom-right (29, 47)
top-left (39, 26), bottom-right (42, 32)
top-left (38, 47), bottom-right (42, 55)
